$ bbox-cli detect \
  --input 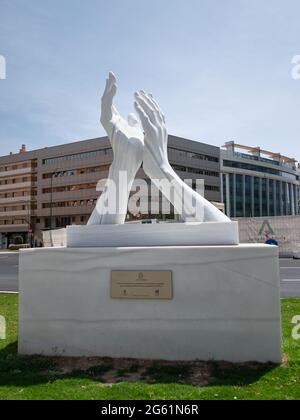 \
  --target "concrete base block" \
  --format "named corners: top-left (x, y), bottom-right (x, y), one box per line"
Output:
top-left (18, 244), bottom-right (281, 363)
